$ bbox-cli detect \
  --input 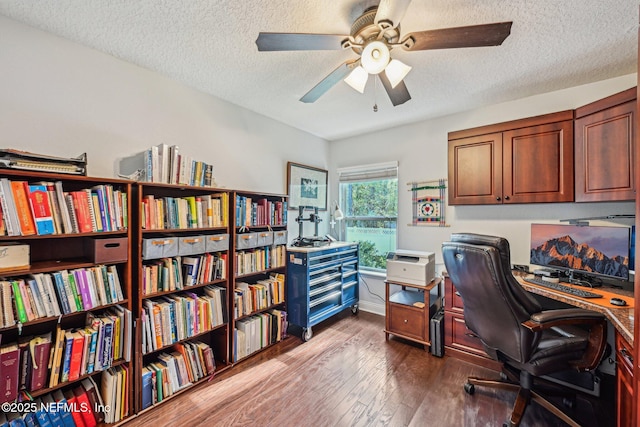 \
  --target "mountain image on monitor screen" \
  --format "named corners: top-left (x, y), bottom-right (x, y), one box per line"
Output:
top-left (530, 234), bottom-right (629, 279)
